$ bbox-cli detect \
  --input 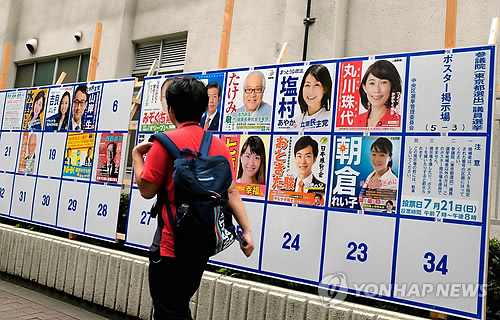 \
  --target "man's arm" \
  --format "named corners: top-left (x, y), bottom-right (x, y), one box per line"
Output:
top-left (227, 181), bottom-right (254, 257)
top-left (132, 141), bottom-right (161, 199)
